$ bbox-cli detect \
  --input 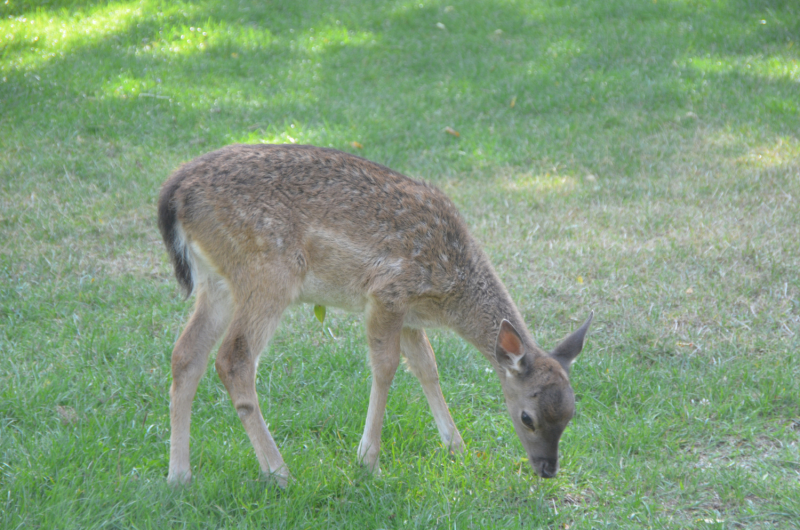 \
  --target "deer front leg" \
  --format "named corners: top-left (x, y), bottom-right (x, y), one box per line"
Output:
top-left (215, 309), bottom-right (290, 487)
top-left (400, 328), bottom-right (464, 452)
top-left (357, 304), bottom-right (404, 472)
